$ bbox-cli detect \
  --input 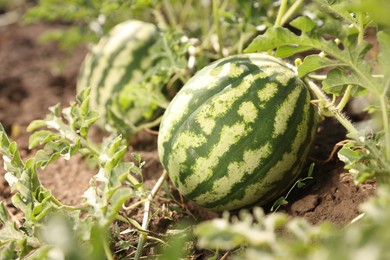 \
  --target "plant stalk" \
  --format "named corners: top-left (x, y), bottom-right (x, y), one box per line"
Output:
top-left (135, 116), bottom-right (163, 133)
top-left (275, 0), bottom-right (289, 27)
top-left (163, 0), bottom-right (178, 30)
top-left (212, 0), bottom-right (223, 57)
top-left (102, 233), bottom-right (114, 260)
top-left (380, 93), bottom-right (390, 160)
top-left (305, 79), bottom-right (359, 138)
top-left (281, 0), bottom-right (304, 25)
top-left (336, 85), bottom-right (353, 110)
top-left (357, 13), bottom-right (365, 45)
top-left (134, 170), bottom-right (169, 260)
